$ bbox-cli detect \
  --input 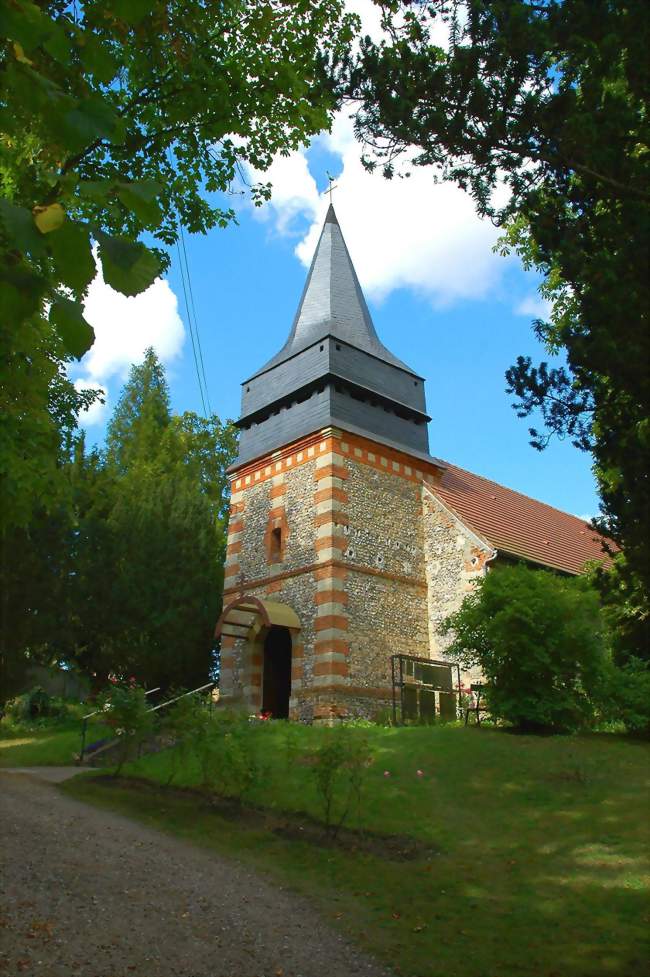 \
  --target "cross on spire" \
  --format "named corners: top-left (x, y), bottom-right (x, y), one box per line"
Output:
top-left (323, 172), bottom-right (338, 203)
